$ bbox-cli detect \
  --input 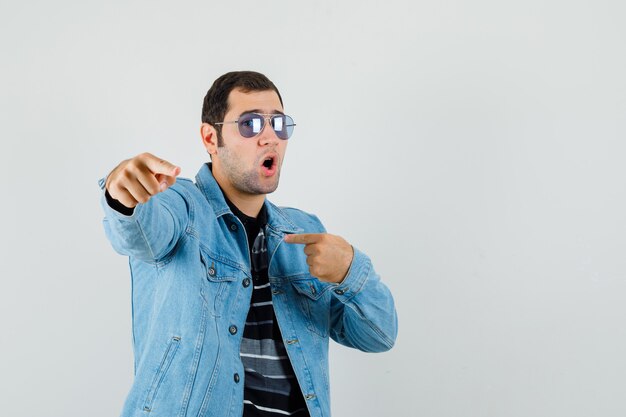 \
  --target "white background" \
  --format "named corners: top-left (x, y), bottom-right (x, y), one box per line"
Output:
top-left (1, 1), bottom-right (625, 416)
